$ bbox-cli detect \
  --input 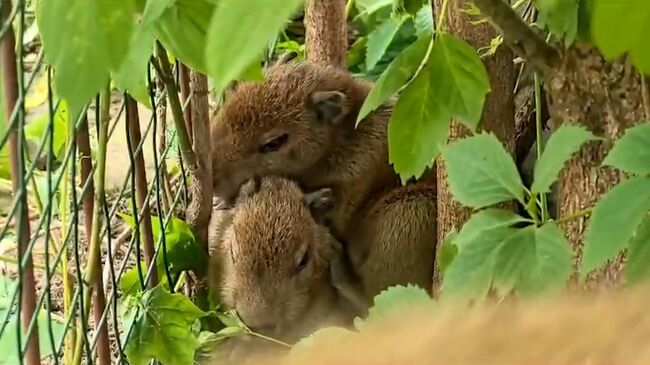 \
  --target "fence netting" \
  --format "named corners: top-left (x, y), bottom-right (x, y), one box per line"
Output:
top-left (0, 1), bottom-right (198, 364)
